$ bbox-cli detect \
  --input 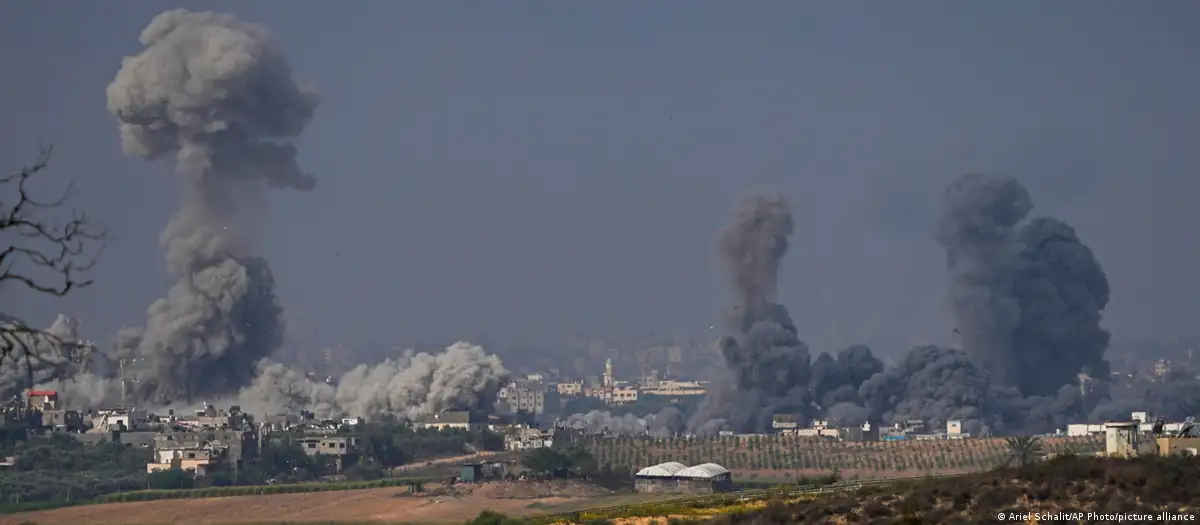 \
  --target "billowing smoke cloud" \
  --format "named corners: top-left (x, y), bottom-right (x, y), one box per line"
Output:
top-left (936, 173), bottom-right (1111, 395)
top-left (106, 9), bottom-right (318, 405)
top-left (566, 407), bottom-right (687, 438)
top-left (688, 193), bottom-right (813, 433)
top-left (810, 344), bottom-right (883, 410)
top-left (566, 411), bottom-right (649, 436)
top-left (686, 176), bottom-right (1119, 437)
top-left (859, 345), bottom-right (992, 434)
top-left (235, 342), bottom-right (509, 421)
top-left (853, 173), bottom-right (1113, 434)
